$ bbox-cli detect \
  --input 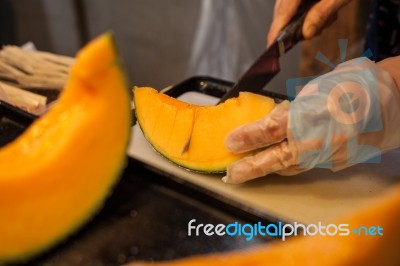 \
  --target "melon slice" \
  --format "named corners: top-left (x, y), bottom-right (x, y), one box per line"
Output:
top-left (134, 87), bottom-right (275, 172)
top-left (0, 33), bottom-right (131, 263)
top-left (125, 183), bottom-right (400, 266)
